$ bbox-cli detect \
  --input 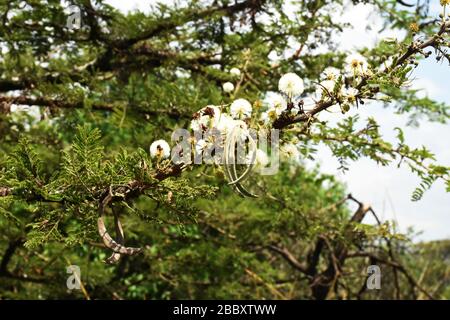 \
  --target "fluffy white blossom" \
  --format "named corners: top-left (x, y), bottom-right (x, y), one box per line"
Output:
top-left (345, 53), bottom-right (368, 76)
top-left (289, 106), bottom-right (300, 116)
top-left (202, 105), bottom-right (222, 118)
top-left (230, 98), bottom-right (252, 119)
top-left (247, 149), bottom-right (269, 169)
top-left (215, 113), bottom-right (236, 134)
top-left (231, 120), bottom-right (249, 139)
top-left (230, 67), bottom-right (241, 77)
top-left (190, 105), bottom-right (222, 131)
top-left (316, 79), bottom-right (335, 98)
top-left (150, 139), bottom-right (171, 159)
top-left (267, 93), bottom-right (287, 115)
top-left (190, 114), bottom-right (210, 131)
top-left (260, 111), bottom-right (272, 125)
top-left (281, 143), bottom-right (300, 161)
top-left (195, 139), bottom-right (208, 154)
top-left (278, 73), bottom-right (304, 97)
top-left (321, 67), bottom-right (340, 81)
top-left (321, 79), bottom-right (335, 92)
top-left (343, 87), bottom-right (359, 104)
top-left (222, 82), bottom-right (234, 93)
